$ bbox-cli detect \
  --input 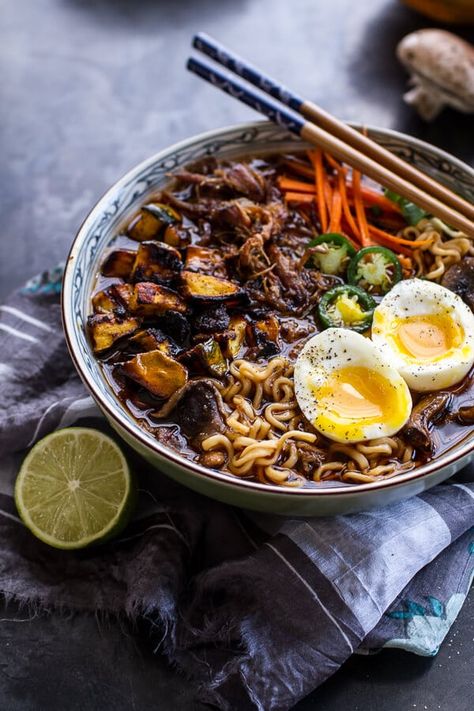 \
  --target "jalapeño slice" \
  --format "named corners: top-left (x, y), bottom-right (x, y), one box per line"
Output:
top-left (318, 285), bottom-right (376, 333)
top-left (347, 246), bottom-right (402, 296)
top-left (307, 233), bottom-right (356, 276)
